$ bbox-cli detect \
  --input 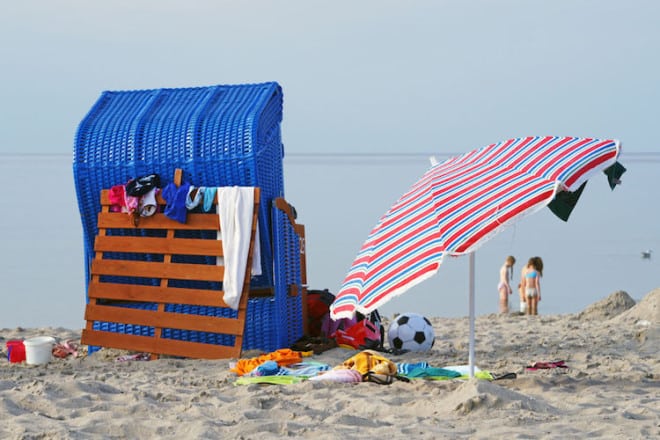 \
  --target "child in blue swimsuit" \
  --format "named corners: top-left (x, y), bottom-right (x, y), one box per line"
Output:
top-left (523, 257), bottom-right (543, 315)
